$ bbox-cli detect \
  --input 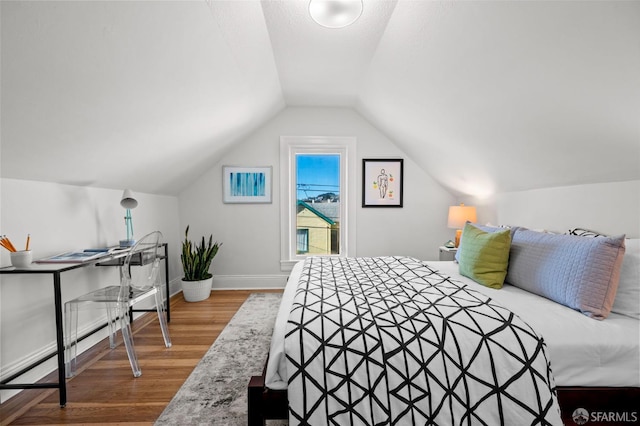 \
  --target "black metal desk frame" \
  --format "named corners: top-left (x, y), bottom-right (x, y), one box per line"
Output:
top-left (0, 243), bottom-right (169, 407)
